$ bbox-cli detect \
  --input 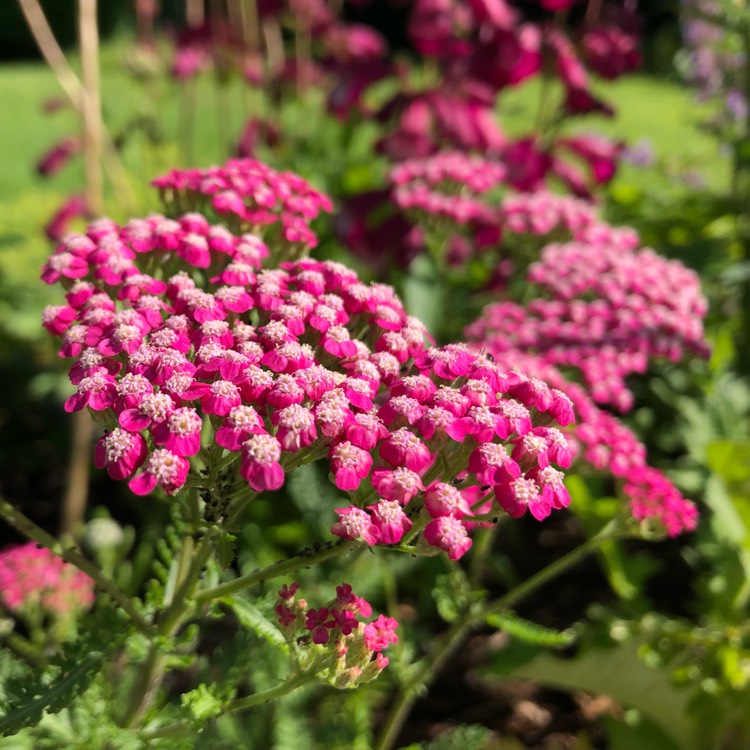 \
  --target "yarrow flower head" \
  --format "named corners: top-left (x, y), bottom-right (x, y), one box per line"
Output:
top-left (466, 240), bottom-right (709, 412)
top-left (0, 542), bottom-right (94, 617)
top-left (151, 158), bottom-right (333, 253)
top-left (42, 158), bottom-right (576, 559)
